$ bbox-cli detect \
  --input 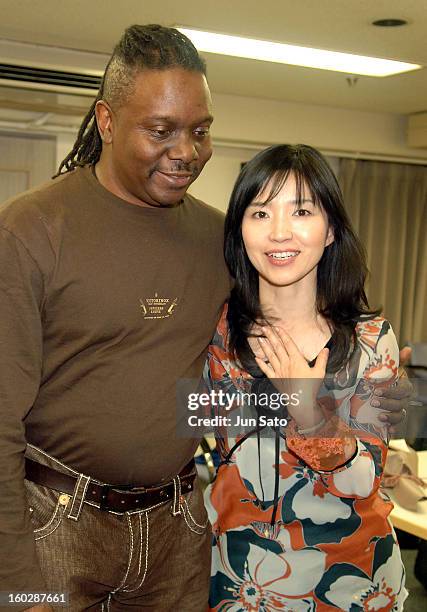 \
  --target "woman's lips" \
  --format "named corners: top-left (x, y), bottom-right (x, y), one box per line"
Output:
top-left (266, 250), bottom-right (300, 265)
